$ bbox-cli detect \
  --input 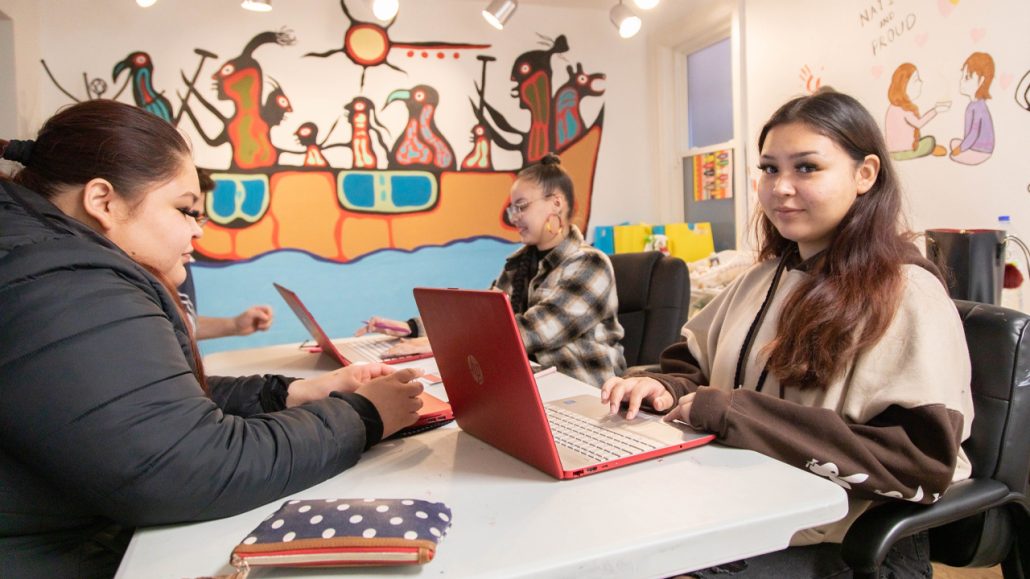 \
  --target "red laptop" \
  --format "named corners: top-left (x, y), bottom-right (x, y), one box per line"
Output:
top-left (274, 283), bottom-right (432, 366)
top-left (274, 283), bottom-right (450, 434)
top-left (413, 287), bottom-right (714, 479)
